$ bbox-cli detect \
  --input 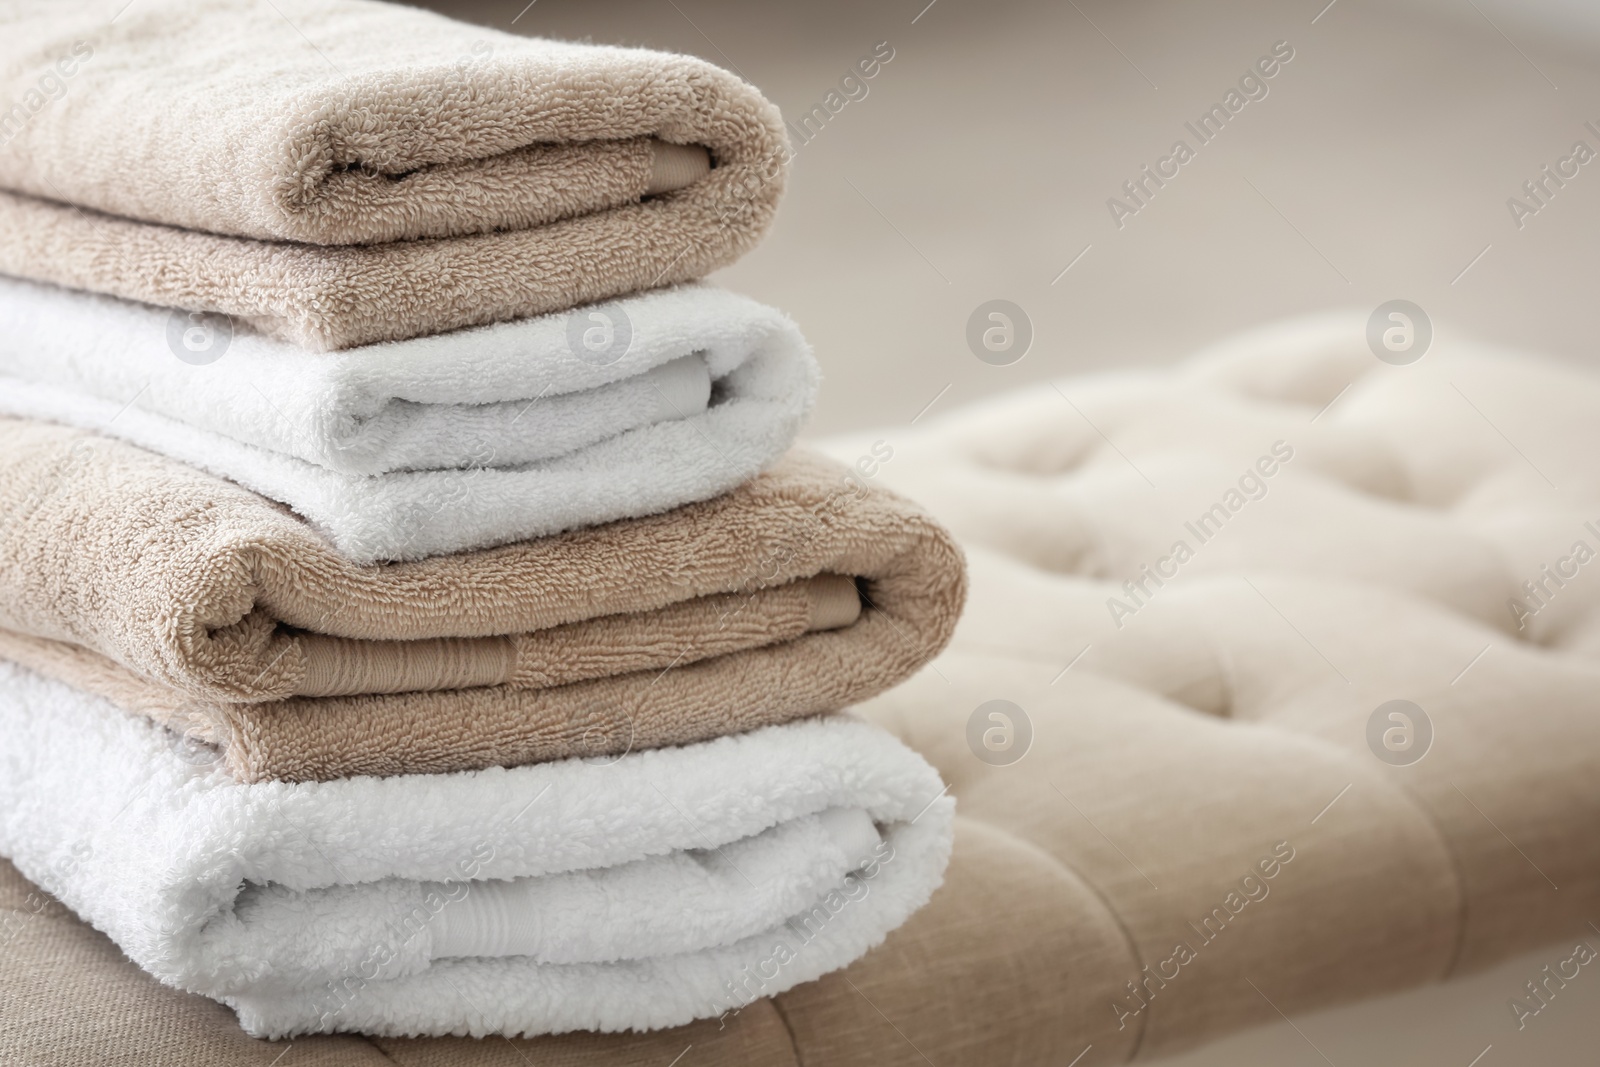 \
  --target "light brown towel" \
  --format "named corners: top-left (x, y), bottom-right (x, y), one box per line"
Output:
top-left (0, 418), bottom-right (964, 782)
top-left (0, 0), bottom-right (787, 349)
